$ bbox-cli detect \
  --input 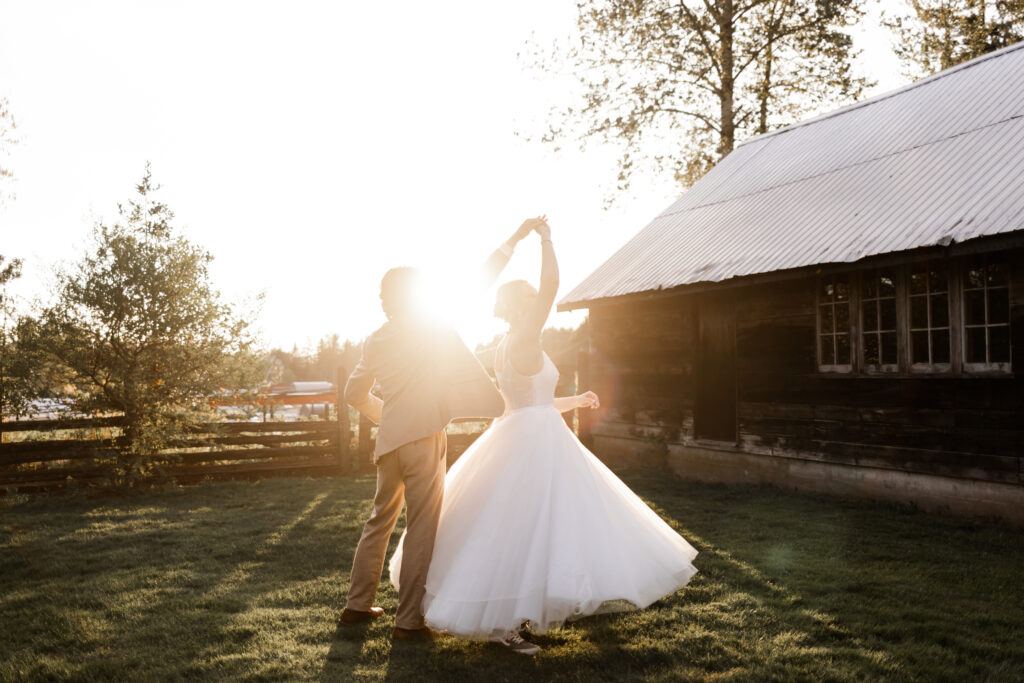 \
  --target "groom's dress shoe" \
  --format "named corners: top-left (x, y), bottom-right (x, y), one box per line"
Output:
top-left (338, 606), bottom-right (384, 626)
top-left (392, 626), bottom-right (436, 641)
